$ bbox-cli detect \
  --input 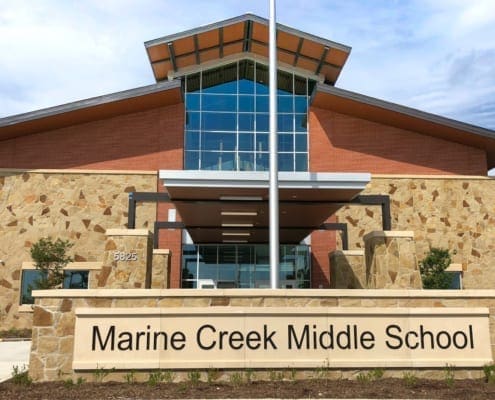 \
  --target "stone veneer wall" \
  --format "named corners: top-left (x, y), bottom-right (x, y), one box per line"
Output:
top-left (335, 175), bottom-right (495, 289)
top-left (30, 289), bottom-right (495, 382)
top-left (100, 229), bottom-right (154, 289)
top-left (0, 169), bottom-right (157, 329)
top-left (364, 231), bottom-right (422, 289)
top-left (329, 250), bottom-right (365, 289)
